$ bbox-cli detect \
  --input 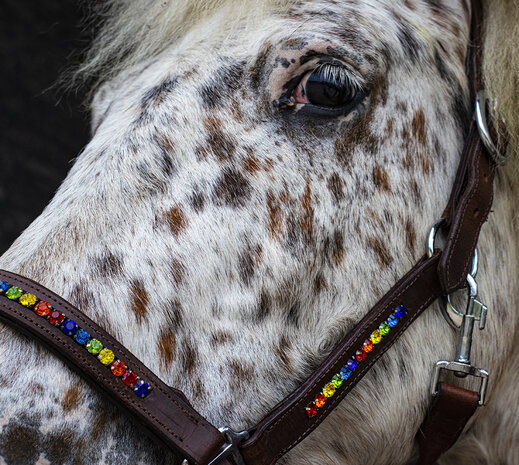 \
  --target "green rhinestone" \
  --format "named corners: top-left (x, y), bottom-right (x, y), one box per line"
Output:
top-left (6, 286), bottom-right (23, 300)
top-left (379, 321), bottom-right (390, 336)
top-left (331, 374), bottom-right (343, 389)
top-left (86, 339), bottom-right (103, 355)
